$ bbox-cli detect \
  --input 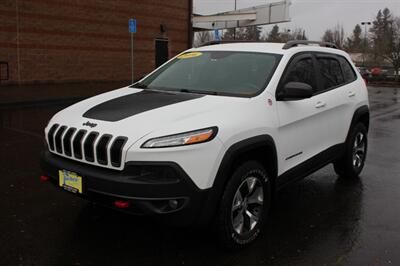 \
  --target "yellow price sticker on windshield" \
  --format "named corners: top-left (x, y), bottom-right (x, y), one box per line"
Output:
top-left (177, 52), bottom-right (203, 59)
